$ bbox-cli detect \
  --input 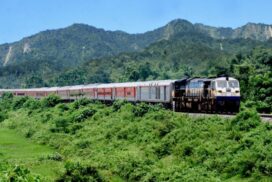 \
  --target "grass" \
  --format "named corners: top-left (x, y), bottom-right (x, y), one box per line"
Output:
top-left (0, 127), bottom-right (63, 181)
